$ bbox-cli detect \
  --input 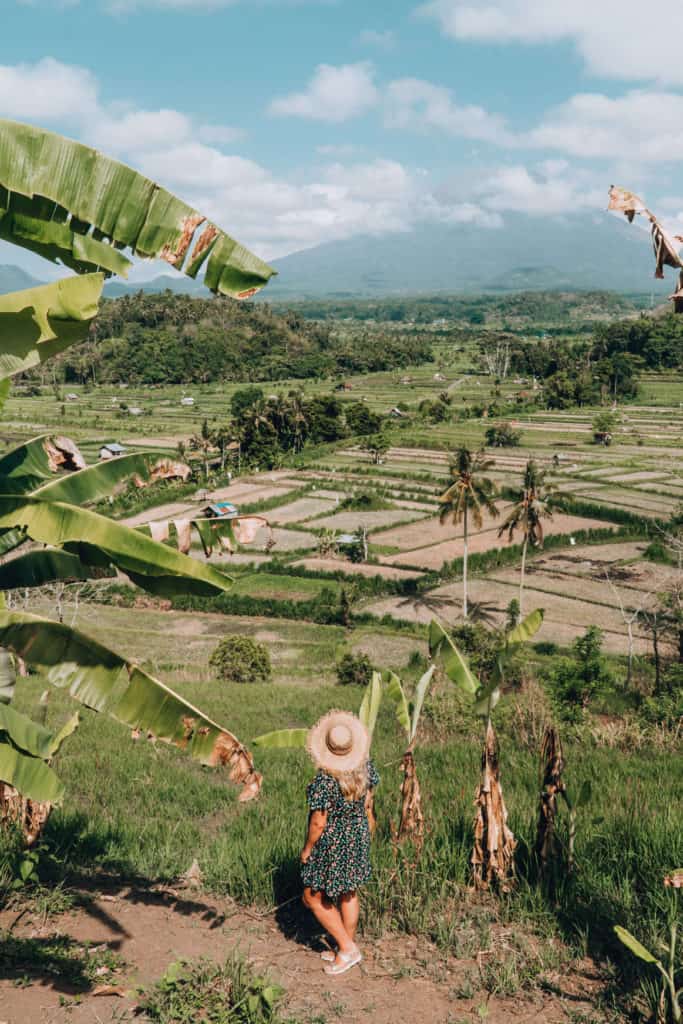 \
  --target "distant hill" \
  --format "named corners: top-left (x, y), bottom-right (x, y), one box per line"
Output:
top-left (266, 213), bottom-right (671, 299)
top-left (0, 265), bottom-right (44, 294)
top-left (0, 211), bottom-right (673, 302)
